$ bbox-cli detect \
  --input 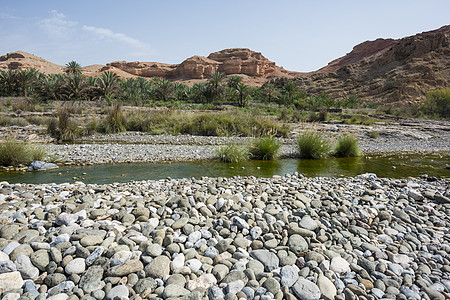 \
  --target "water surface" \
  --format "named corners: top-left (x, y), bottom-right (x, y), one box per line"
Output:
top-left (0, 153), bottom-right (448, 184)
